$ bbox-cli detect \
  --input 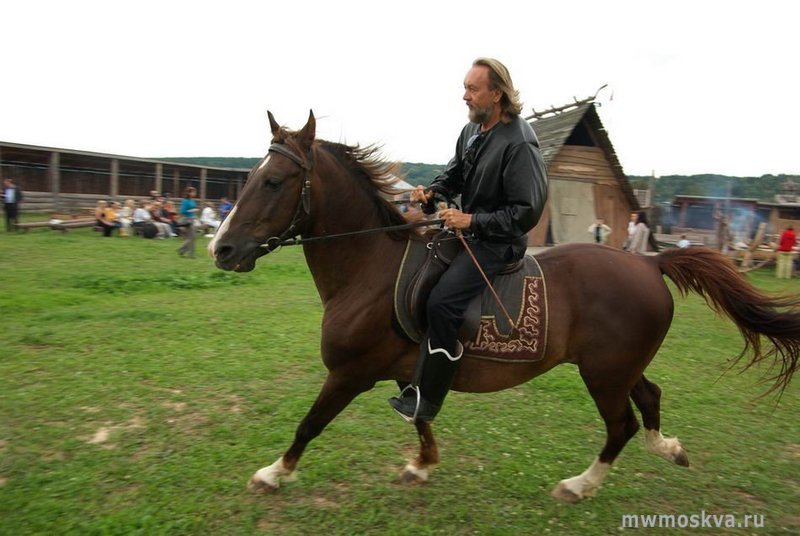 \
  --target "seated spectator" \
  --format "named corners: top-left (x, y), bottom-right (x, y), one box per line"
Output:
top-left (94, 200), bottom-right (108, 228)
top-left (162, 199), bottom-right (179, 235)
top-left (133, 201), bottom-right (159, 238)
top-left (219, 197), bottom-right (233, 221)
top-left (147, 201), bottom-right (176, 238)
top-left (677, 235), bottom-right (690, 248)
top-left (119, 199), bottom-right (135, 236)
top-left (99, 201), bottom-right (122, 237)
top-left (150, 201), bottom-right (177, 237)
top-left (200, 202), bottom-right (221, 234)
